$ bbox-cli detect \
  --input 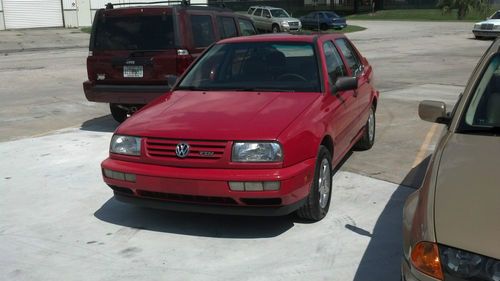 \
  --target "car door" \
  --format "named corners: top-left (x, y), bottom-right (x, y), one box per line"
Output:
top-left (303, 12), bottom-right (315, 28)
top-left (252, 8), bottom-right (263, 30)
top-left (334, 38), bottom-right (372, 136)
top-left (321, 39), bottom-right (358, 163)
top-left (262, 9), bottom-right (272, 30)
